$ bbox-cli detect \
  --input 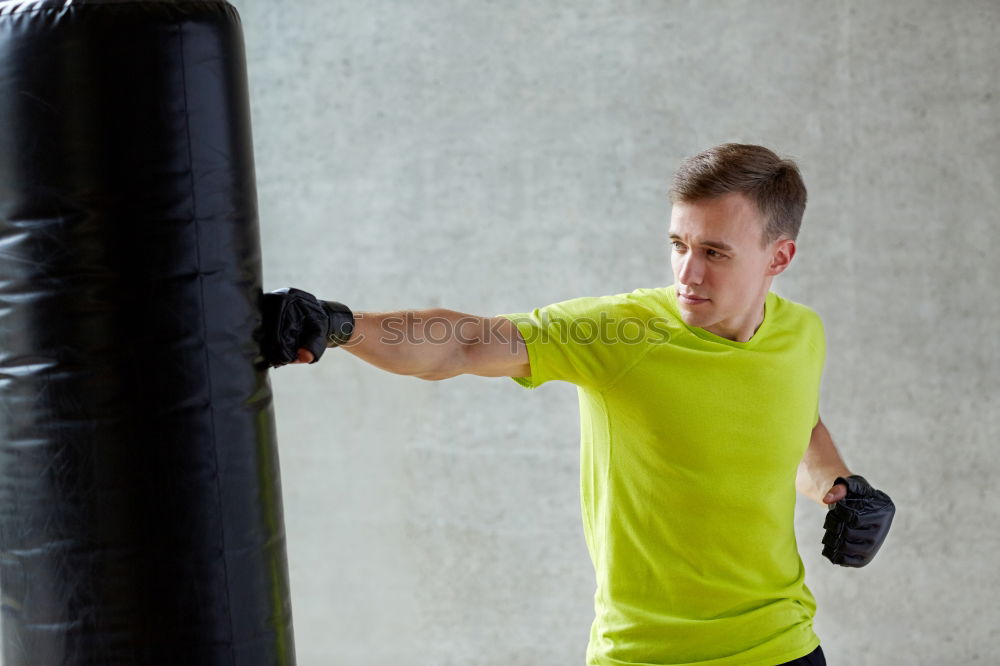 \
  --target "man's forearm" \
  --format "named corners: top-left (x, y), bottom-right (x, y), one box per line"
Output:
top-left (339, 309), bottom-right (486, 380)
top-left (796, 417), bottom-right (852, 505)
